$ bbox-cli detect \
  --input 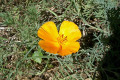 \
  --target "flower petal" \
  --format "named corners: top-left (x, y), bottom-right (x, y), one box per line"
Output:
top-left (58, 41), bottom-right (80, 56)
top-left (38, 40), bottom-right (60, 54)
top-left (37, 21), bottom-right (59, 41)
top-left (59, 21), bottom-right (82, 41)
